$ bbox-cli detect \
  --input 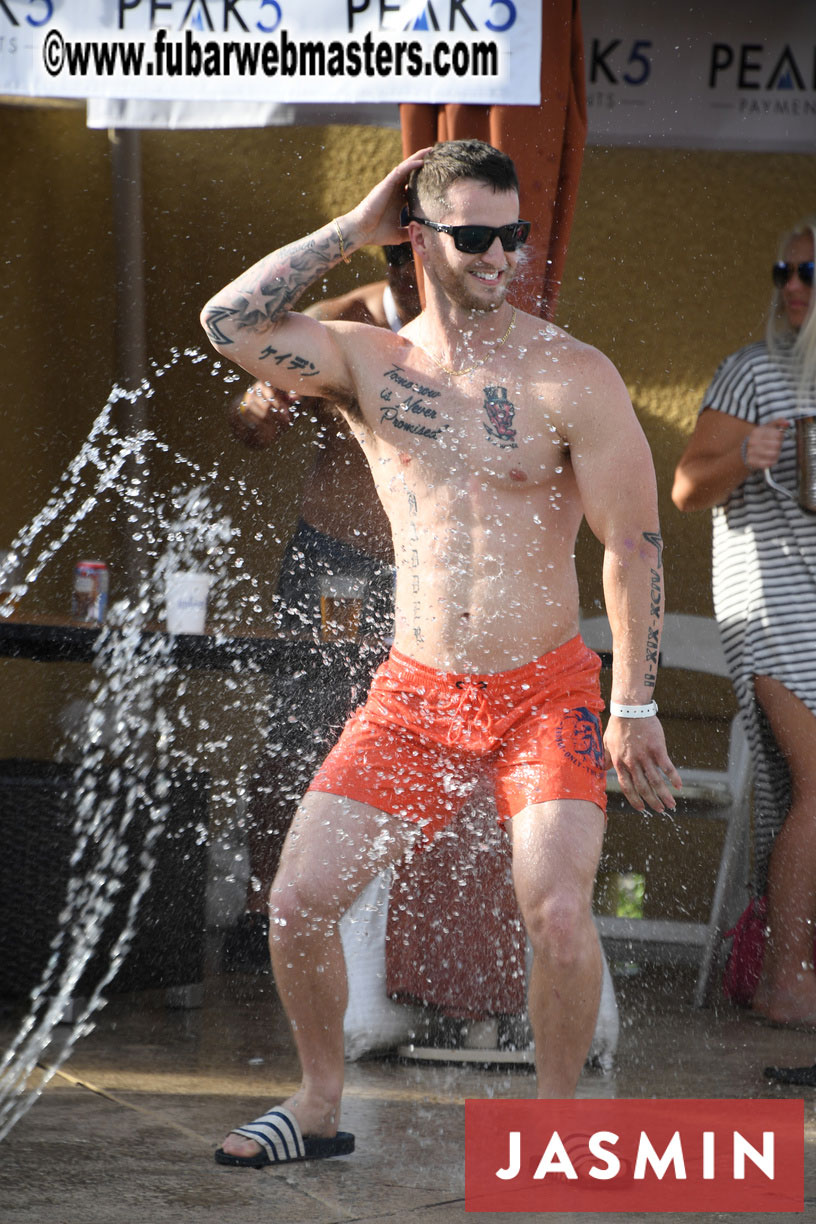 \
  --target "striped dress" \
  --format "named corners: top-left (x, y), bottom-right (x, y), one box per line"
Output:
top-left (703, 339), bottom-right (816, 892)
